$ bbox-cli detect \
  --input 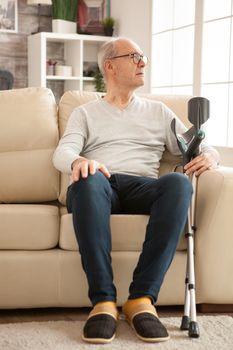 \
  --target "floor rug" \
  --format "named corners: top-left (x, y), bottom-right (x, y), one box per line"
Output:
top-left (0, 315), bottom-right (232, 350)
